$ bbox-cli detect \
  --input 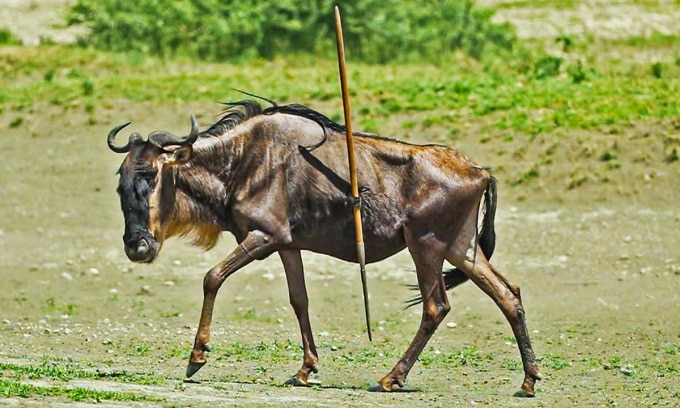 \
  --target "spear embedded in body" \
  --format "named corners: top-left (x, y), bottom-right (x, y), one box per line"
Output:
top-left (334, 5), bottom-right (372, 342)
